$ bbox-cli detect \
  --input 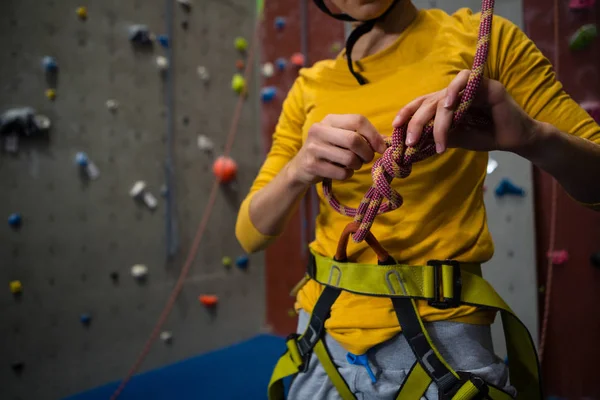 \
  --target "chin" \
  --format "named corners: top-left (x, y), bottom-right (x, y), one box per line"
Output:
top-left (331, 0), bottom-right (396, 20)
